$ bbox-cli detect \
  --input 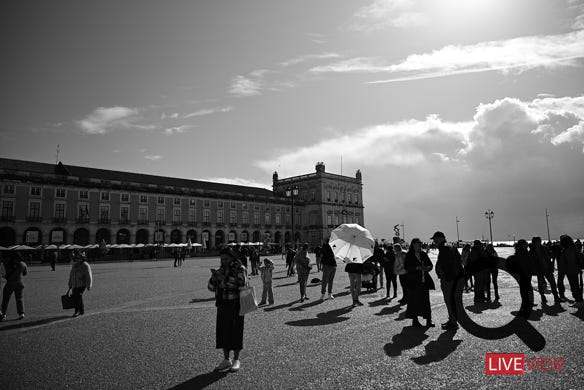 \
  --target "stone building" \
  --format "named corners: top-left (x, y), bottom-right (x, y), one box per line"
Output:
top-left (0, 158), bottom-right (363, 249)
